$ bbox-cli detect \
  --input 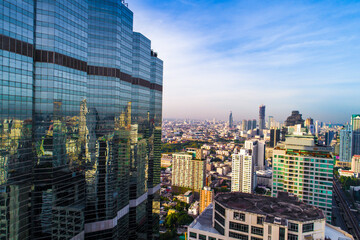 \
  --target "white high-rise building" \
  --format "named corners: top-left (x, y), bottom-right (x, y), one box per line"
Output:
top-left (231, 149), bottom-right (254, 193)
